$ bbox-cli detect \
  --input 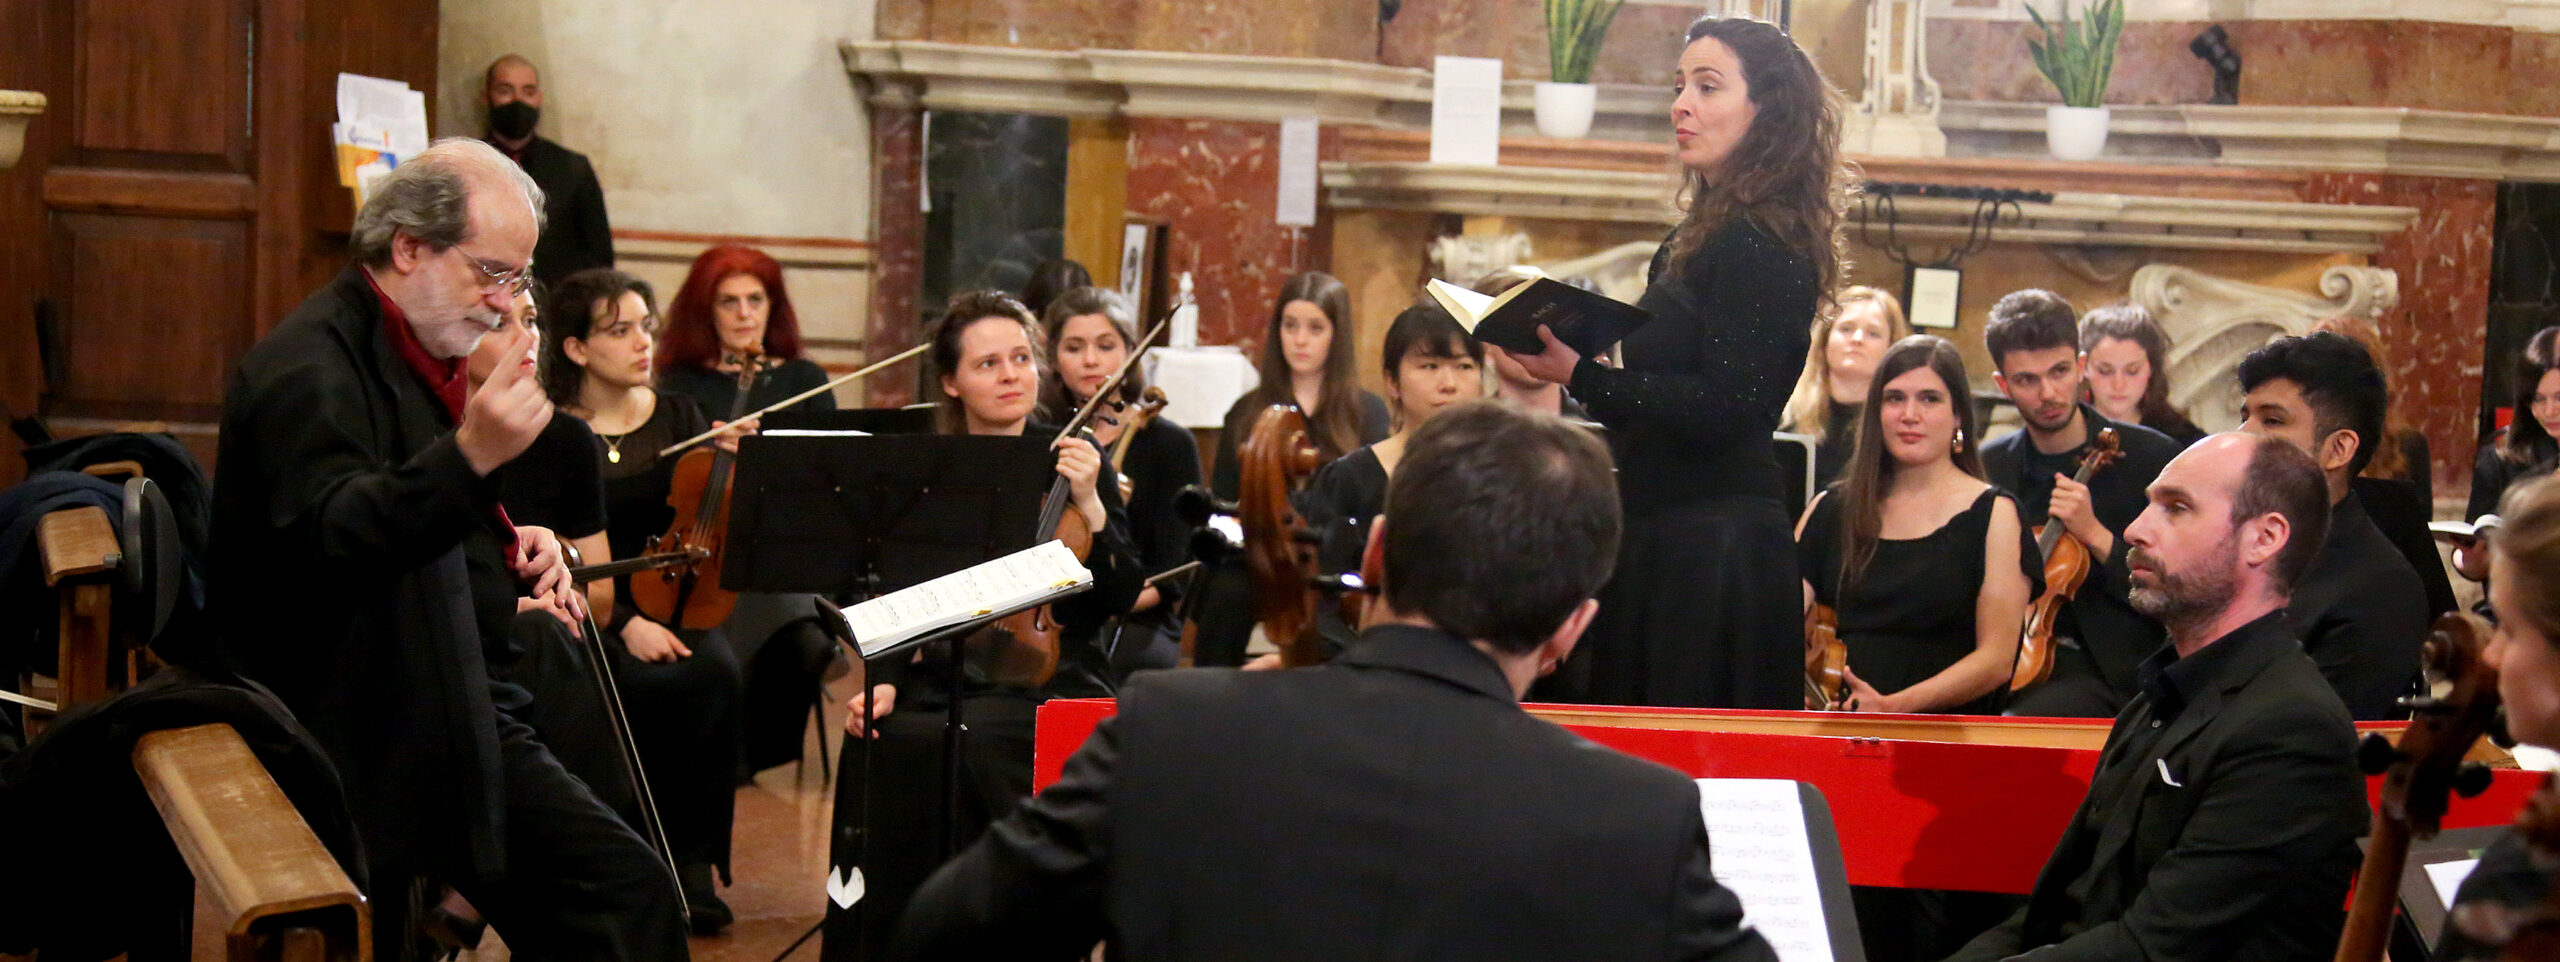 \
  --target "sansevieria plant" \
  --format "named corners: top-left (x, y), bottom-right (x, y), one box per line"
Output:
top-left (2025, 0), bottom-right (2125, 108)
top-left (1545, 0), bottom-right (1629, 85)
